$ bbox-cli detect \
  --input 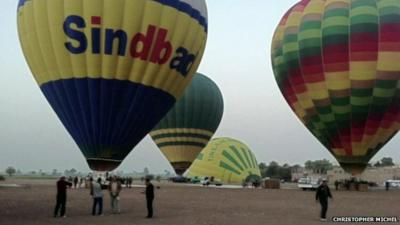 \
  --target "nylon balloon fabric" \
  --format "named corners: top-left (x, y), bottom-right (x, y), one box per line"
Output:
top-left (271, 0), bottom-right (400, 174)
top-left (17, 0), bottom-right (208, 171)
top-left (150, 73), bottom-right (224, 175)
top-left (187, 137), bottom-right (261, 184)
